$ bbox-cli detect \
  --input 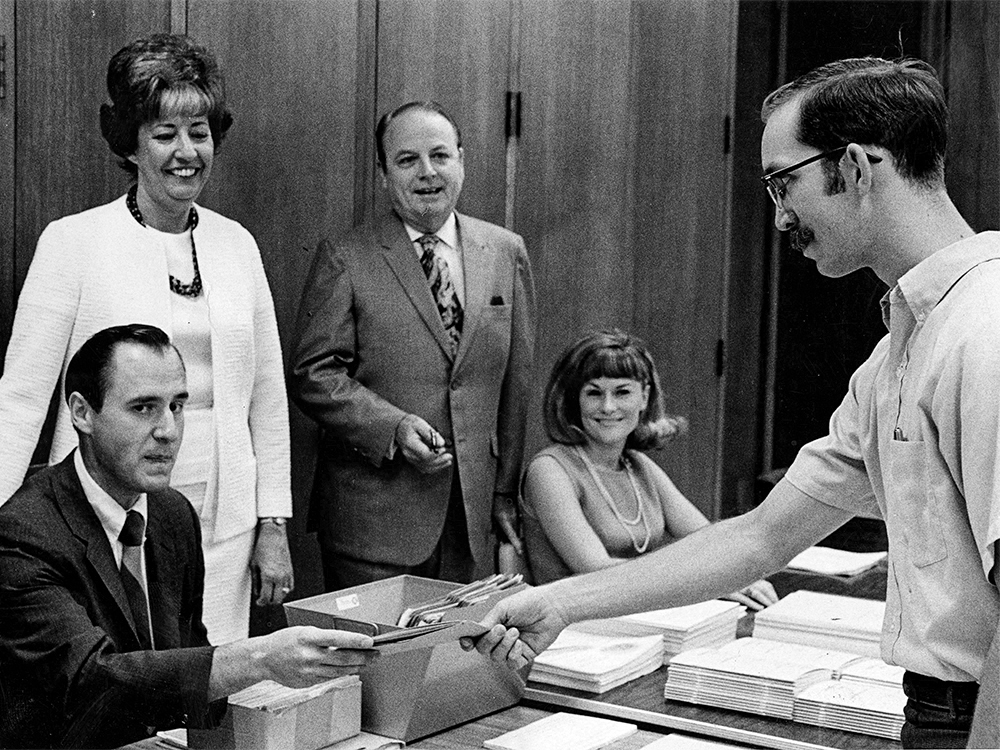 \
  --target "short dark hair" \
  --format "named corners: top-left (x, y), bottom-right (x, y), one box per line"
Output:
top-left (65, 324), bottom-right (176, 411)
top-left (761, 57), bottom-right (947, 187)
top-left (375, 101), bottom-right (462, 172)
top-left (99, 33), bottom-right (234, 177)
top-left (544, 329), bottom-right (687, 451)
